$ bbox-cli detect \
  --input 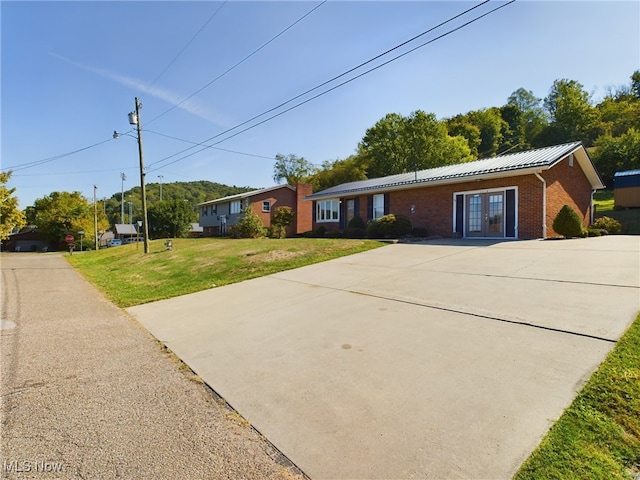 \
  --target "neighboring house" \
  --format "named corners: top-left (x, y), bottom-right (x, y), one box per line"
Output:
top-left (3, 227), bottom-right (51, 252)
top-left (305, 142), bottom-right (605, 239)
top-left (613, 169), bottom-right (640, 208)
top-left (114, 224), bottom-right (138, 241)
top-left (197, 184), bottom-right (313, 236)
